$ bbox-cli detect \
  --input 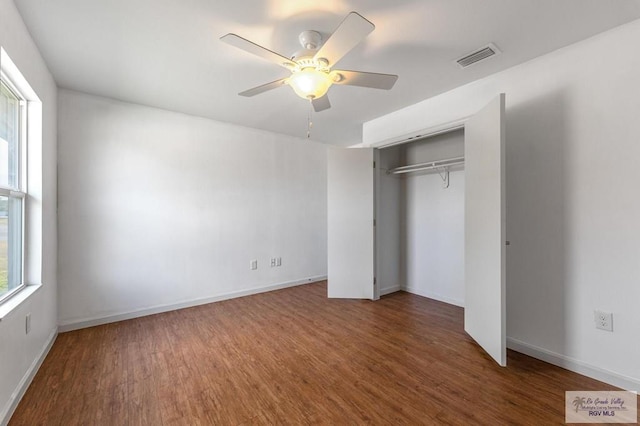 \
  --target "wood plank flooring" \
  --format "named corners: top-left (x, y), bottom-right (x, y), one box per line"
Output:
top-left (9, 281), bottom-right (633, 425)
